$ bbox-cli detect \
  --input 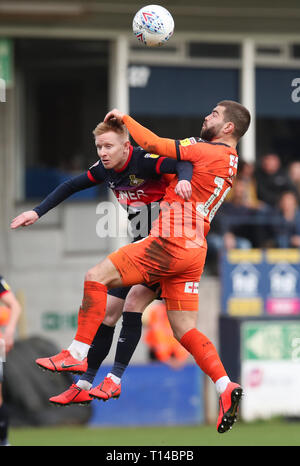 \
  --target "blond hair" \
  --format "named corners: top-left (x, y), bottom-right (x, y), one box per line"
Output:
top-left (93, 119), bottom-right (129, 140)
